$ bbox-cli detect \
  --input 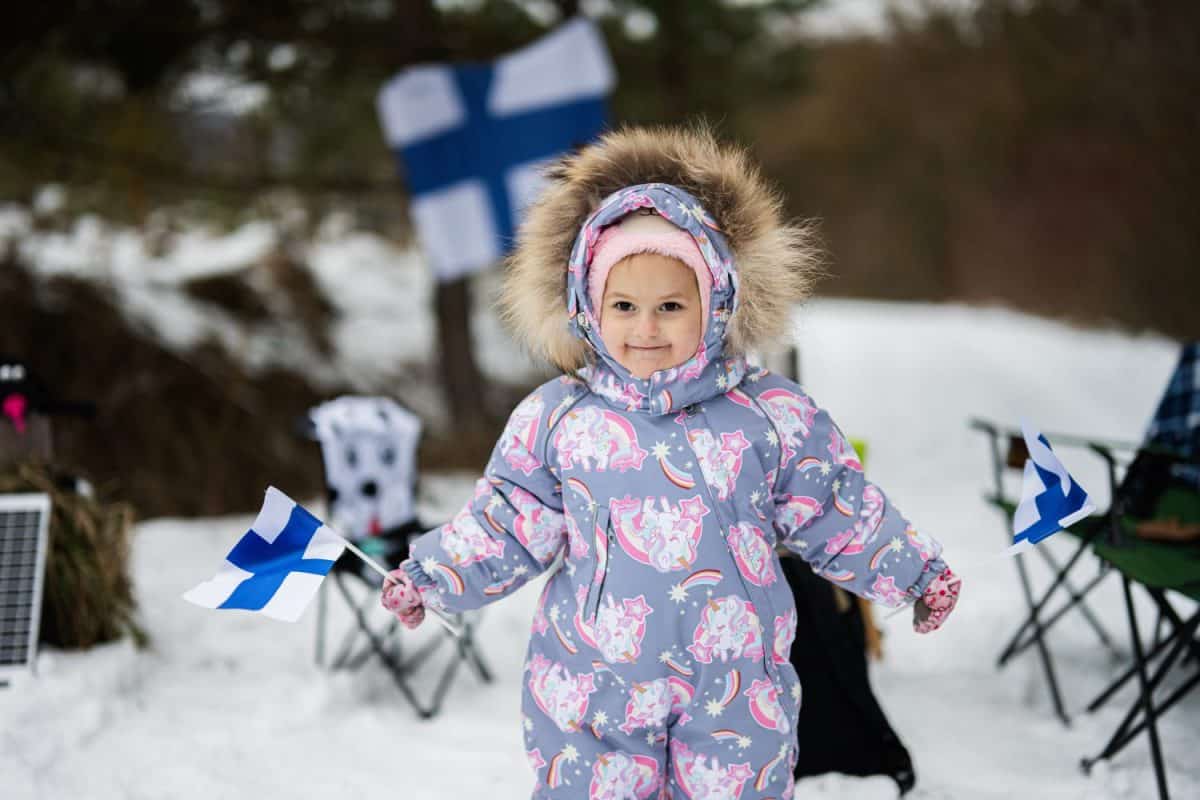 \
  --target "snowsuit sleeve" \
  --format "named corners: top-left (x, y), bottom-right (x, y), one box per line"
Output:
top-left (403, 378), bottom-right (583, 614)
top-left (768, 394), bottom-right (947, 608)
